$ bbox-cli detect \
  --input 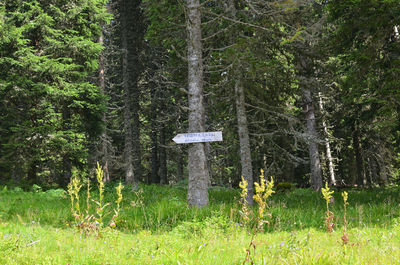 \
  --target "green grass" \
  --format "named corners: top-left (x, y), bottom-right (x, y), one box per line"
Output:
top-left (1, 184), bottom-right (400, 264)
